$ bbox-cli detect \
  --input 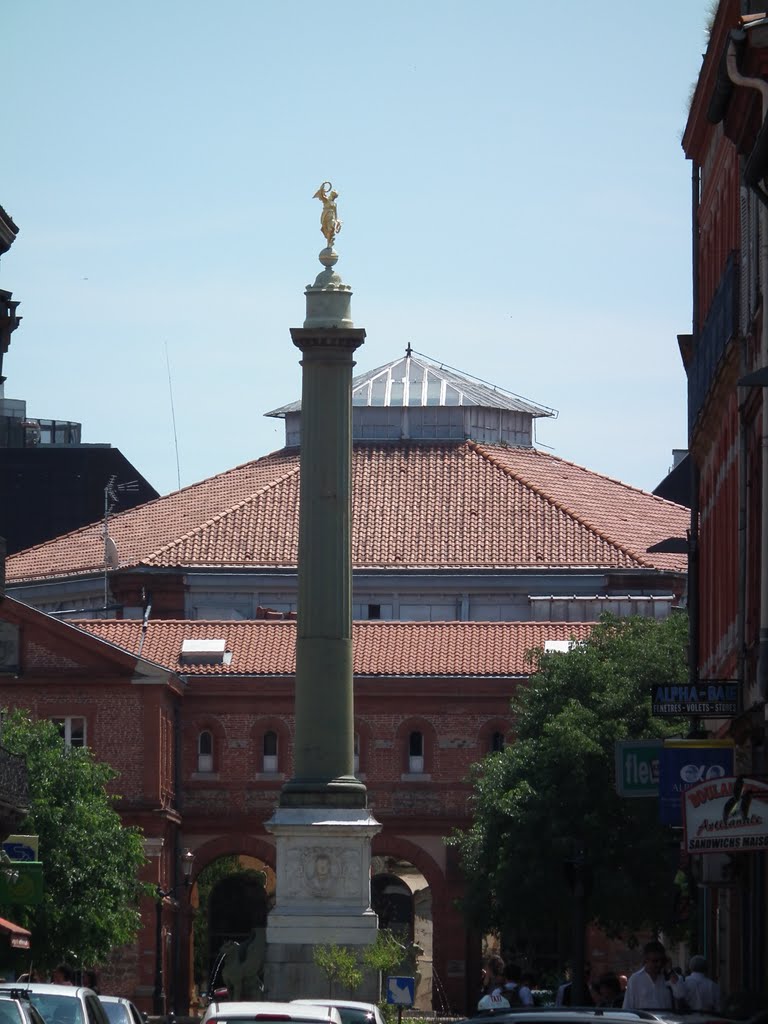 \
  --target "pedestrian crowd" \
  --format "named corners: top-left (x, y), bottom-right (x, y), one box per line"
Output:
top-left (478, 940), bottom-right (721, 1013)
